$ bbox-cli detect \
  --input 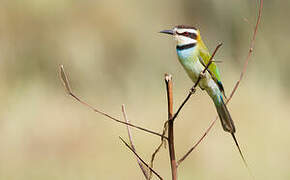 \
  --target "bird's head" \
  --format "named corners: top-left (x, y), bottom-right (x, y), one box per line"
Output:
top-left (160, 25), bottom-right (199, 47)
